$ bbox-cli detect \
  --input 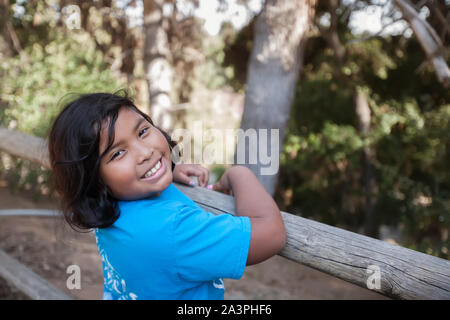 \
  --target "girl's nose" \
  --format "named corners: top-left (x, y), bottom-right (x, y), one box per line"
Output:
top-left (136, 142), bottom-right (153, 164)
